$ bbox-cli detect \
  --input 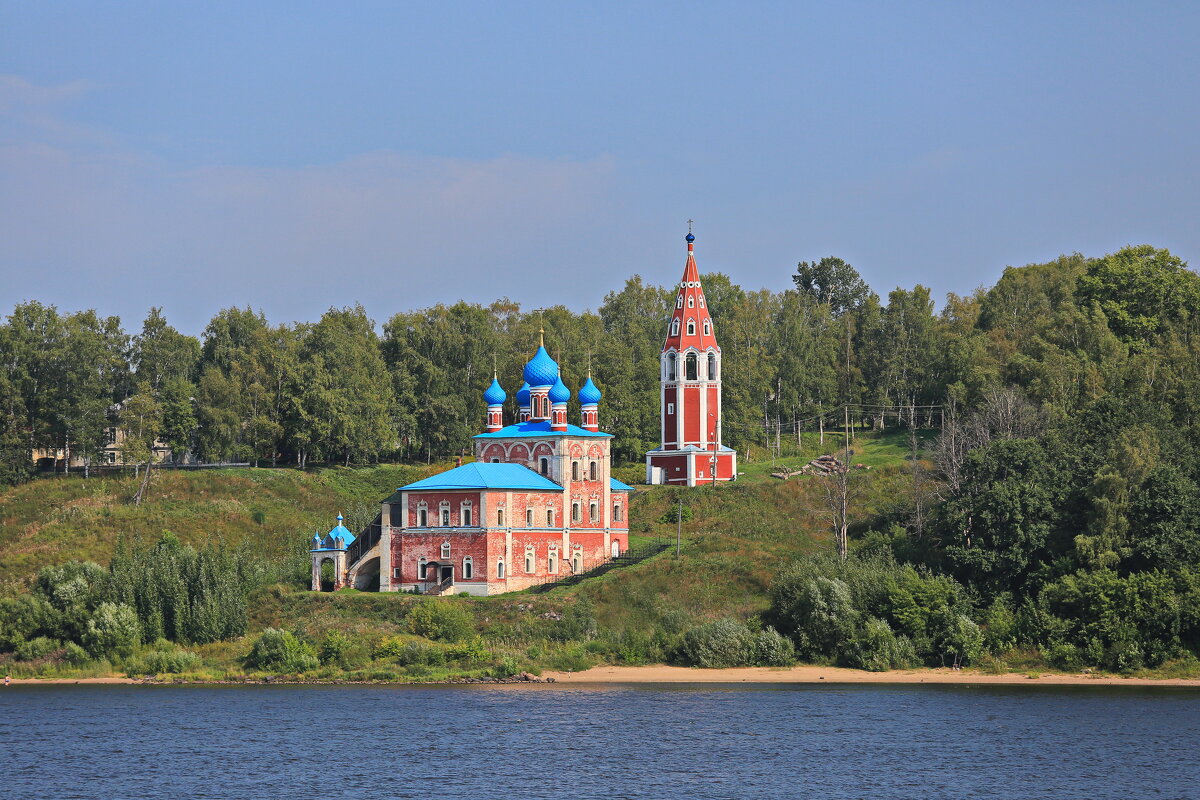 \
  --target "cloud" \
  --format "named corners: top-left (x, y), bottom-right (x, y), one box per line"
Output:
top-left (0, 77), bottom-right (622, 332)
